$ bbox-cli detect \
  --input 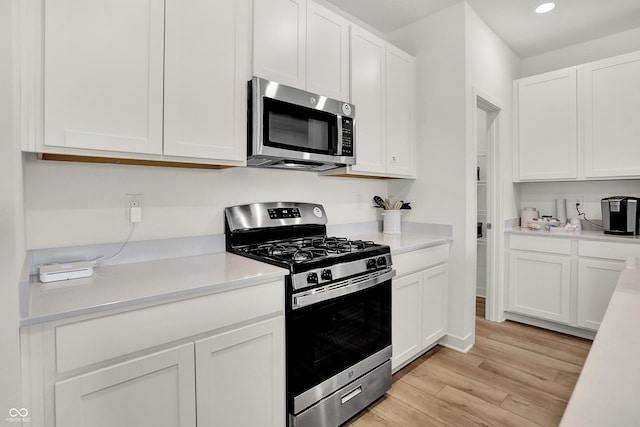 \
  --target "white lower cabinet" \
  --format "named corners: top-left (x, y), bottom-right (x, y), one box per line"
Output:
top-left (508, 251), bottom-right (571, 324)
top-left (55, 344), bottom-right (197, 427)
top-left (506, 234), bottom-right (640, 334)
top-left (195, 317), bottom-right (285, 427)
top-left (391, 245), bottom-right (449, 371)
top-left (392, 272), bottom-right (423, 369)
top-left (577, 259), bottom-right (624, 330)
top-left (22, 280), bottom-right (285, 427)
